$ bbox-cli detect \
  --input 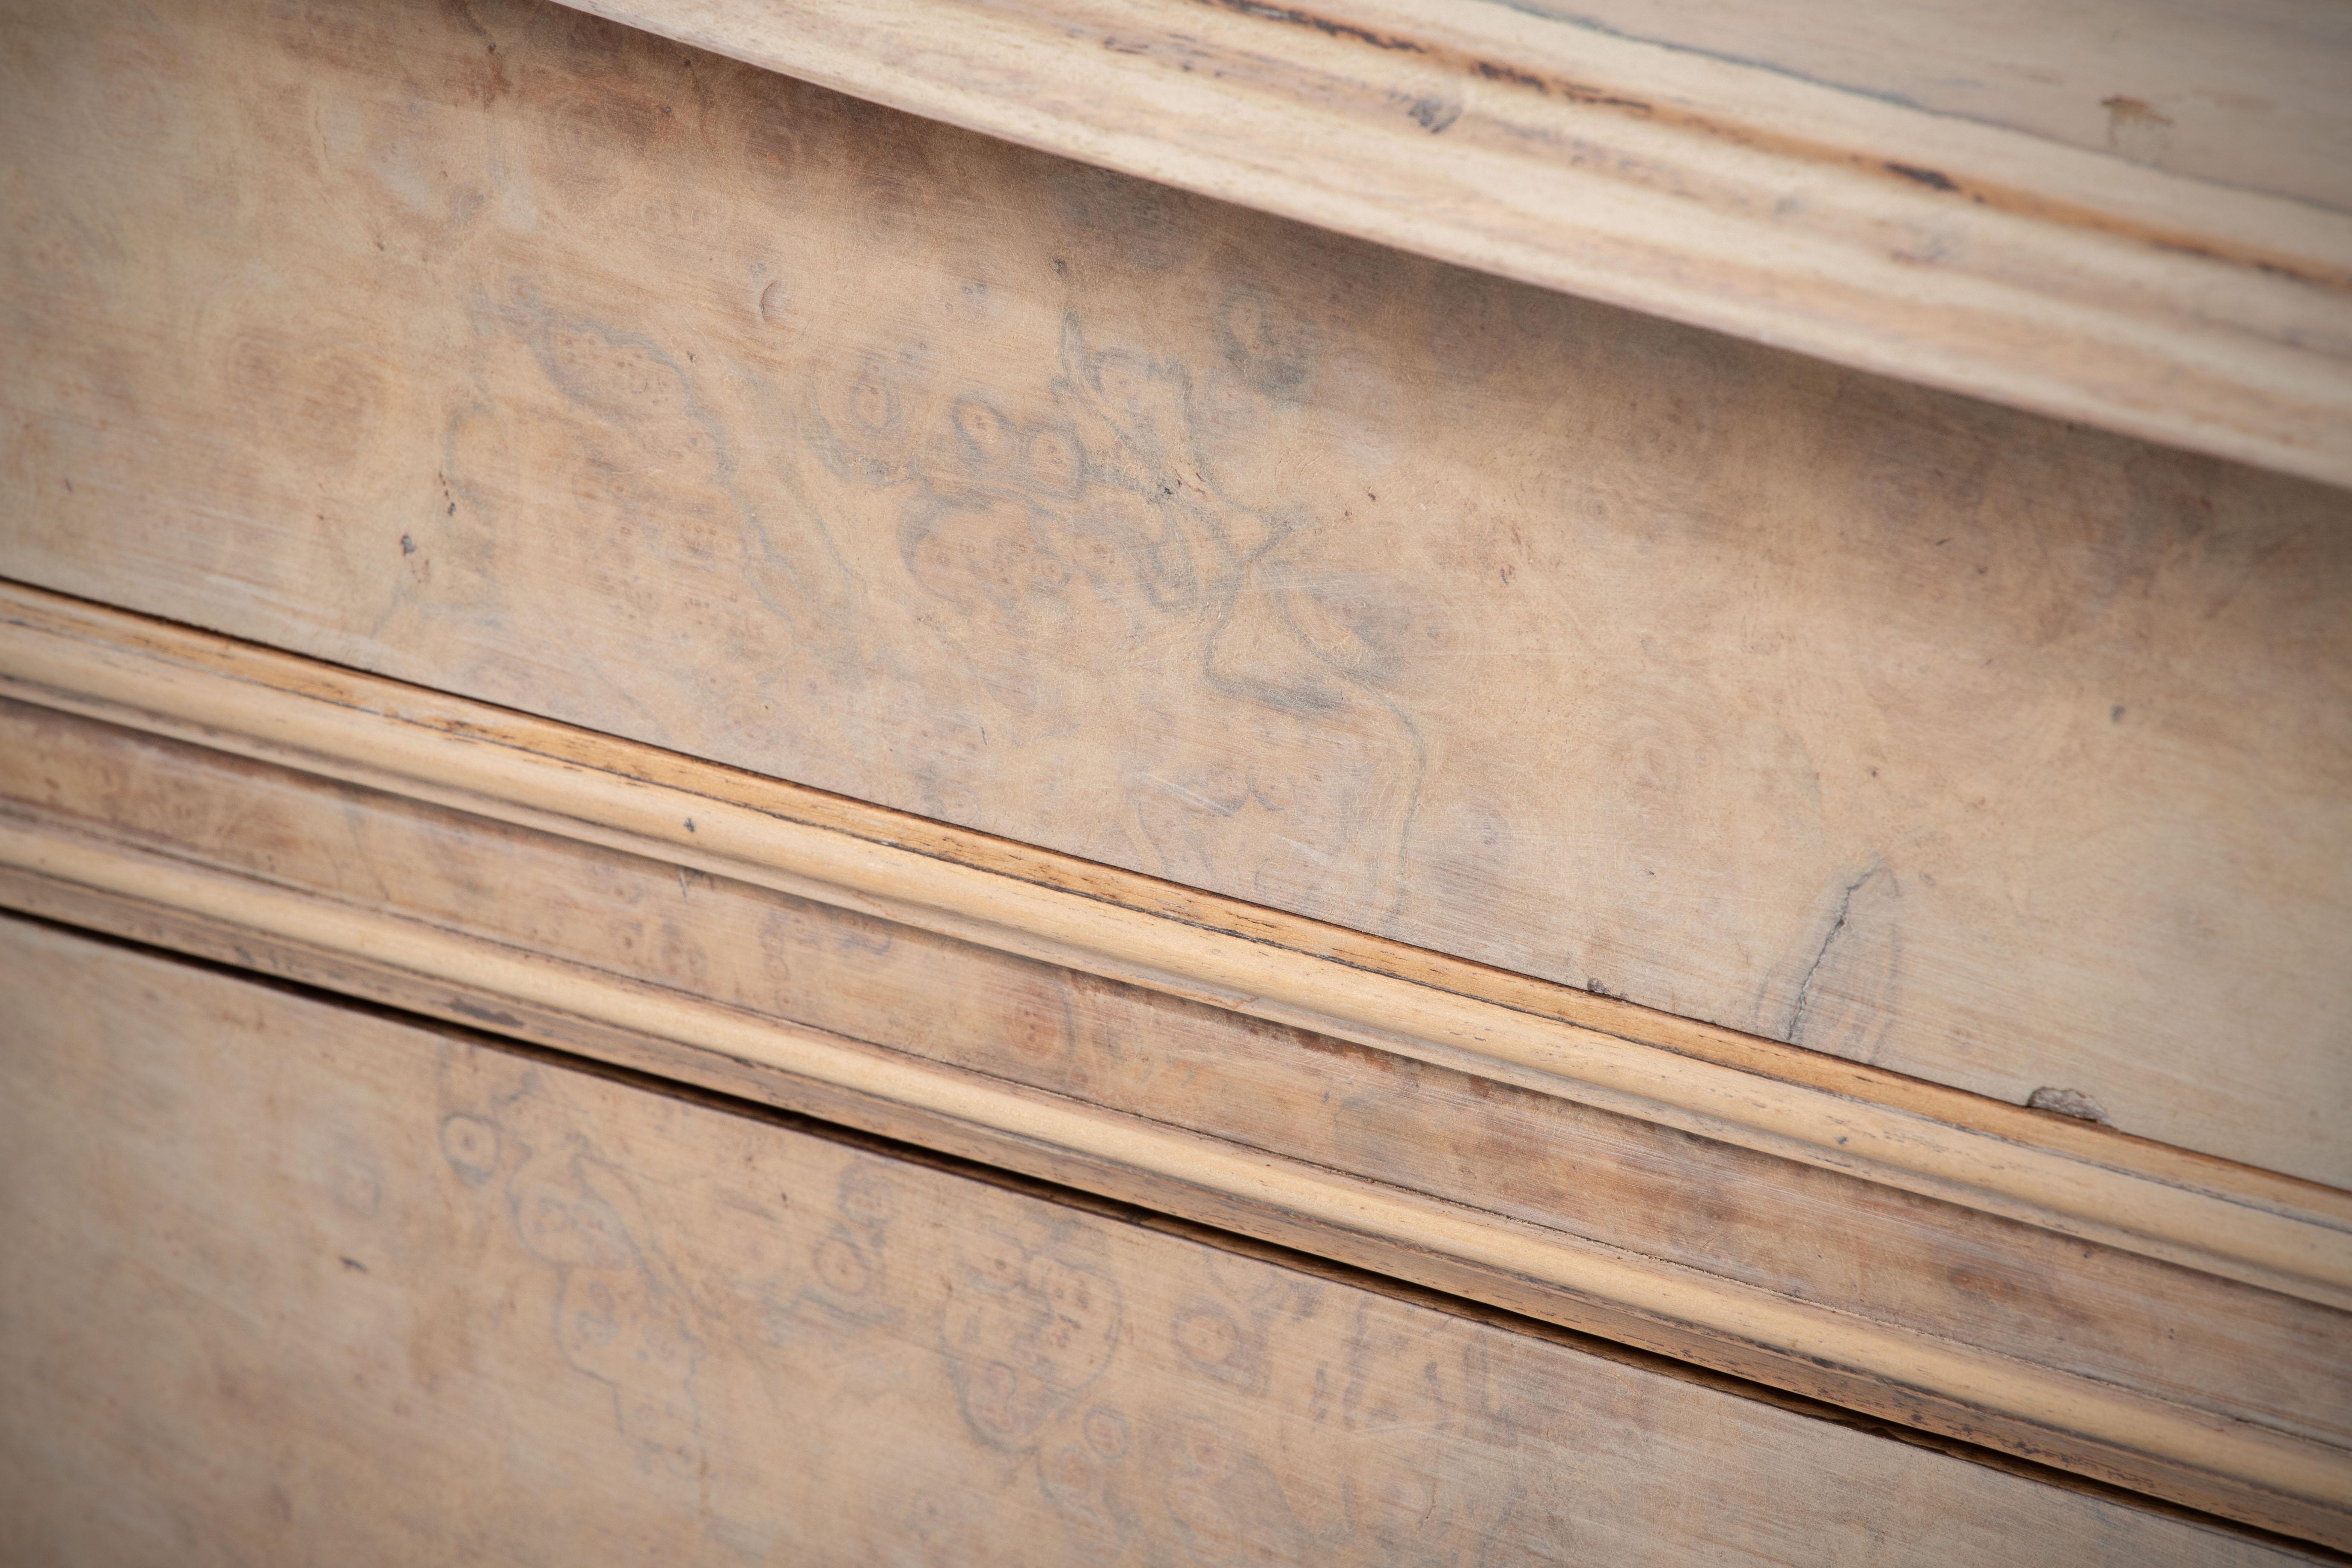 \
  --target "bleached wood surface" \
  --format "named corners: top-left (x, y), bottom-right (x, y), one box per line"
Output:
top-left (4, 0), bottom-right (2348, 1182)
top-left (0, 914), bottom-right (2328, 1566)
